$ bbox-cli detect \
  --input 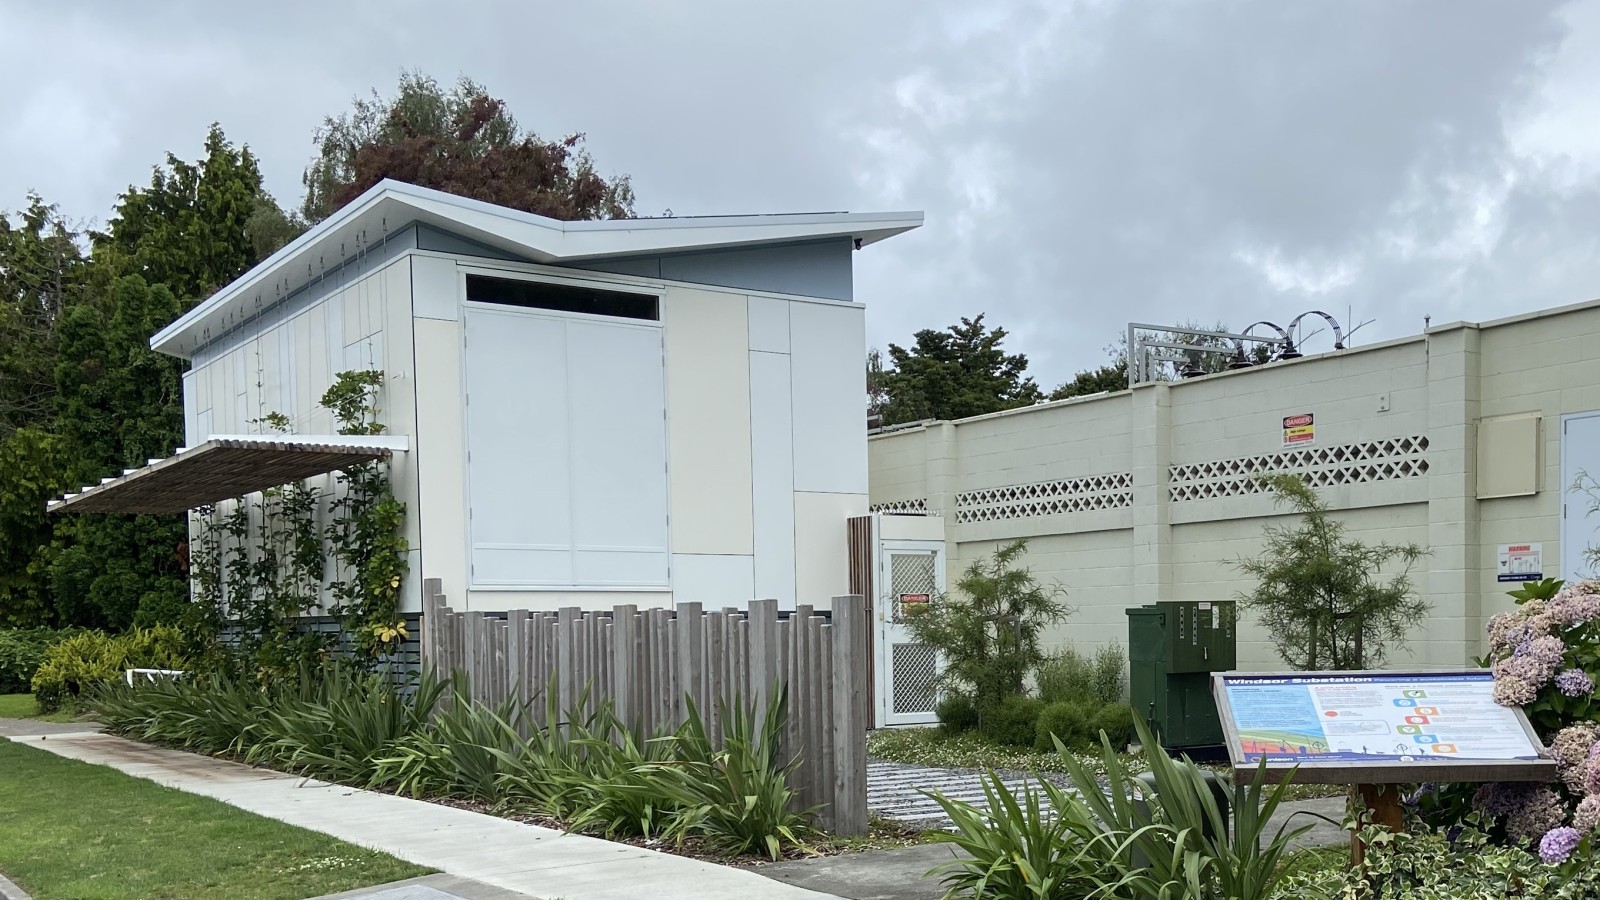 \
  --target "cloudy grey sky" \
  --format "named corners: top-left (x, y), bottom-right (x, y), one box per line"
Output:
top-left (3, 0), bottom-right (1597, 388)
